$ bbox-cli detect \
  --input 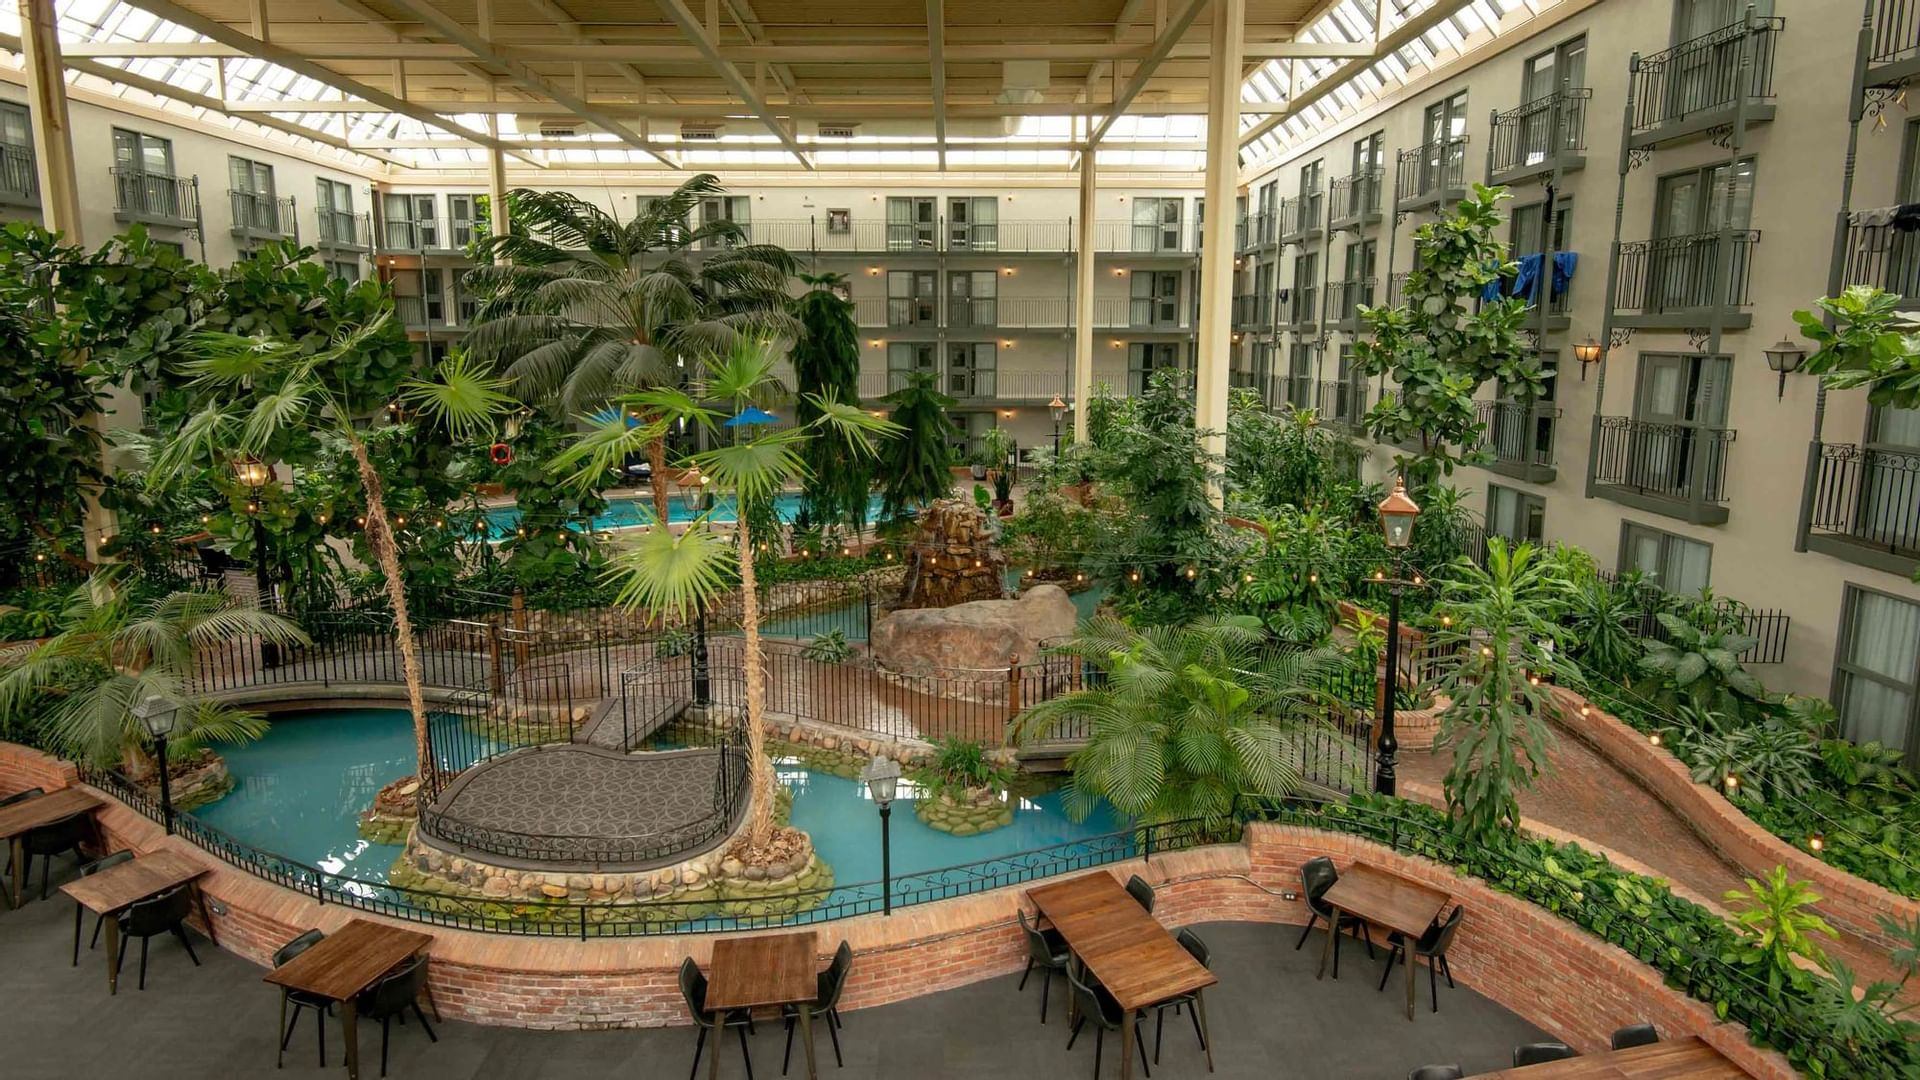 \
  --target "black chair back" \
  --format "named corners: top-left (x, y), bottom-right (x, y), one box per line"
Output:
top-left (360, 956), bottom-right (429, 1021)
top-left (274, 929), bottom-right (326, 969)
top-left (1125, 875), bottom-right (1155, 912)
top-left (1018, 908), bottom-right (1062, 964)
top-left (1408, 1067), bottom-right (1465, 1080)
top-left (1610, 1022), bottom-right (1659, 1050)
top-left (0, 787), bottom-right (45, 807)
top-left (80, 850), bottom-right (134, 878)
top-left (1302, 856), bottom-right (1338, 917)
top-left (122, 884), bottom-right (193, 937)
top-left (679, 956), bottom-right (710, 1021)
top-left (818, 941), bottom-right (853, 1009)
top-left (1064, 965), bottom-right (1123, 1030)
top-left (1513, 1042), bottom-right (1577, 1066)
top-left (1421, 904), bottom-right (1464, 956)
top-left (25, 813), bottom-right (89, 854)
top-left (1175, 927), bottom-right (1210, 969)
